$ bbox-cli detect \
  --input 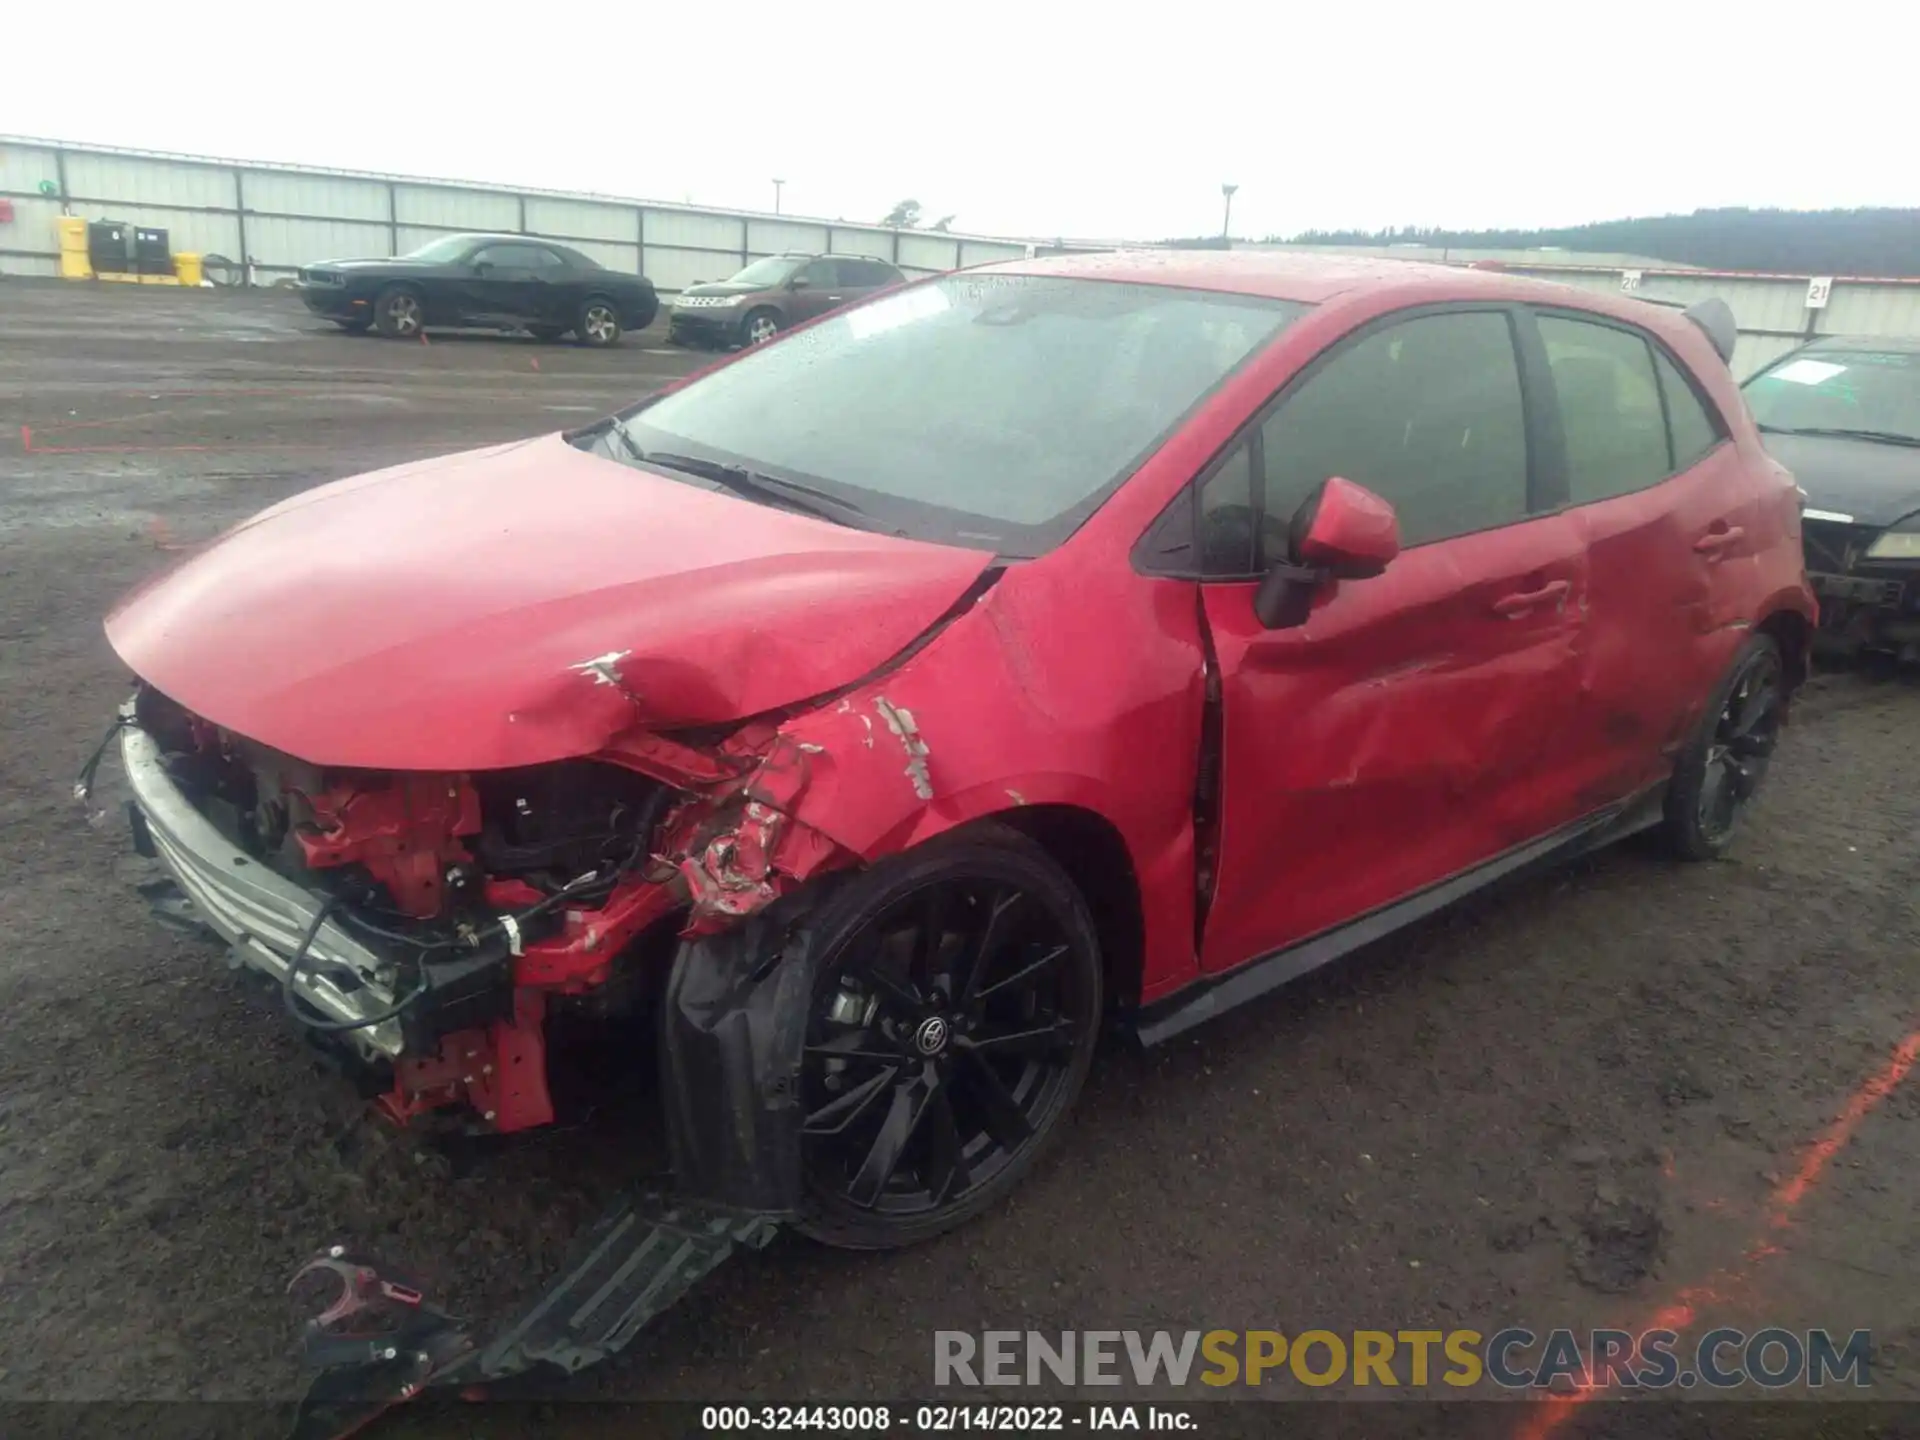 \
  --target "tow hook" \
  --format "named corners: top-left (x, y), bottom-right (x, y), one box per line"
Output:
top-left (287, 1193), bottom-right (781, 1440)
